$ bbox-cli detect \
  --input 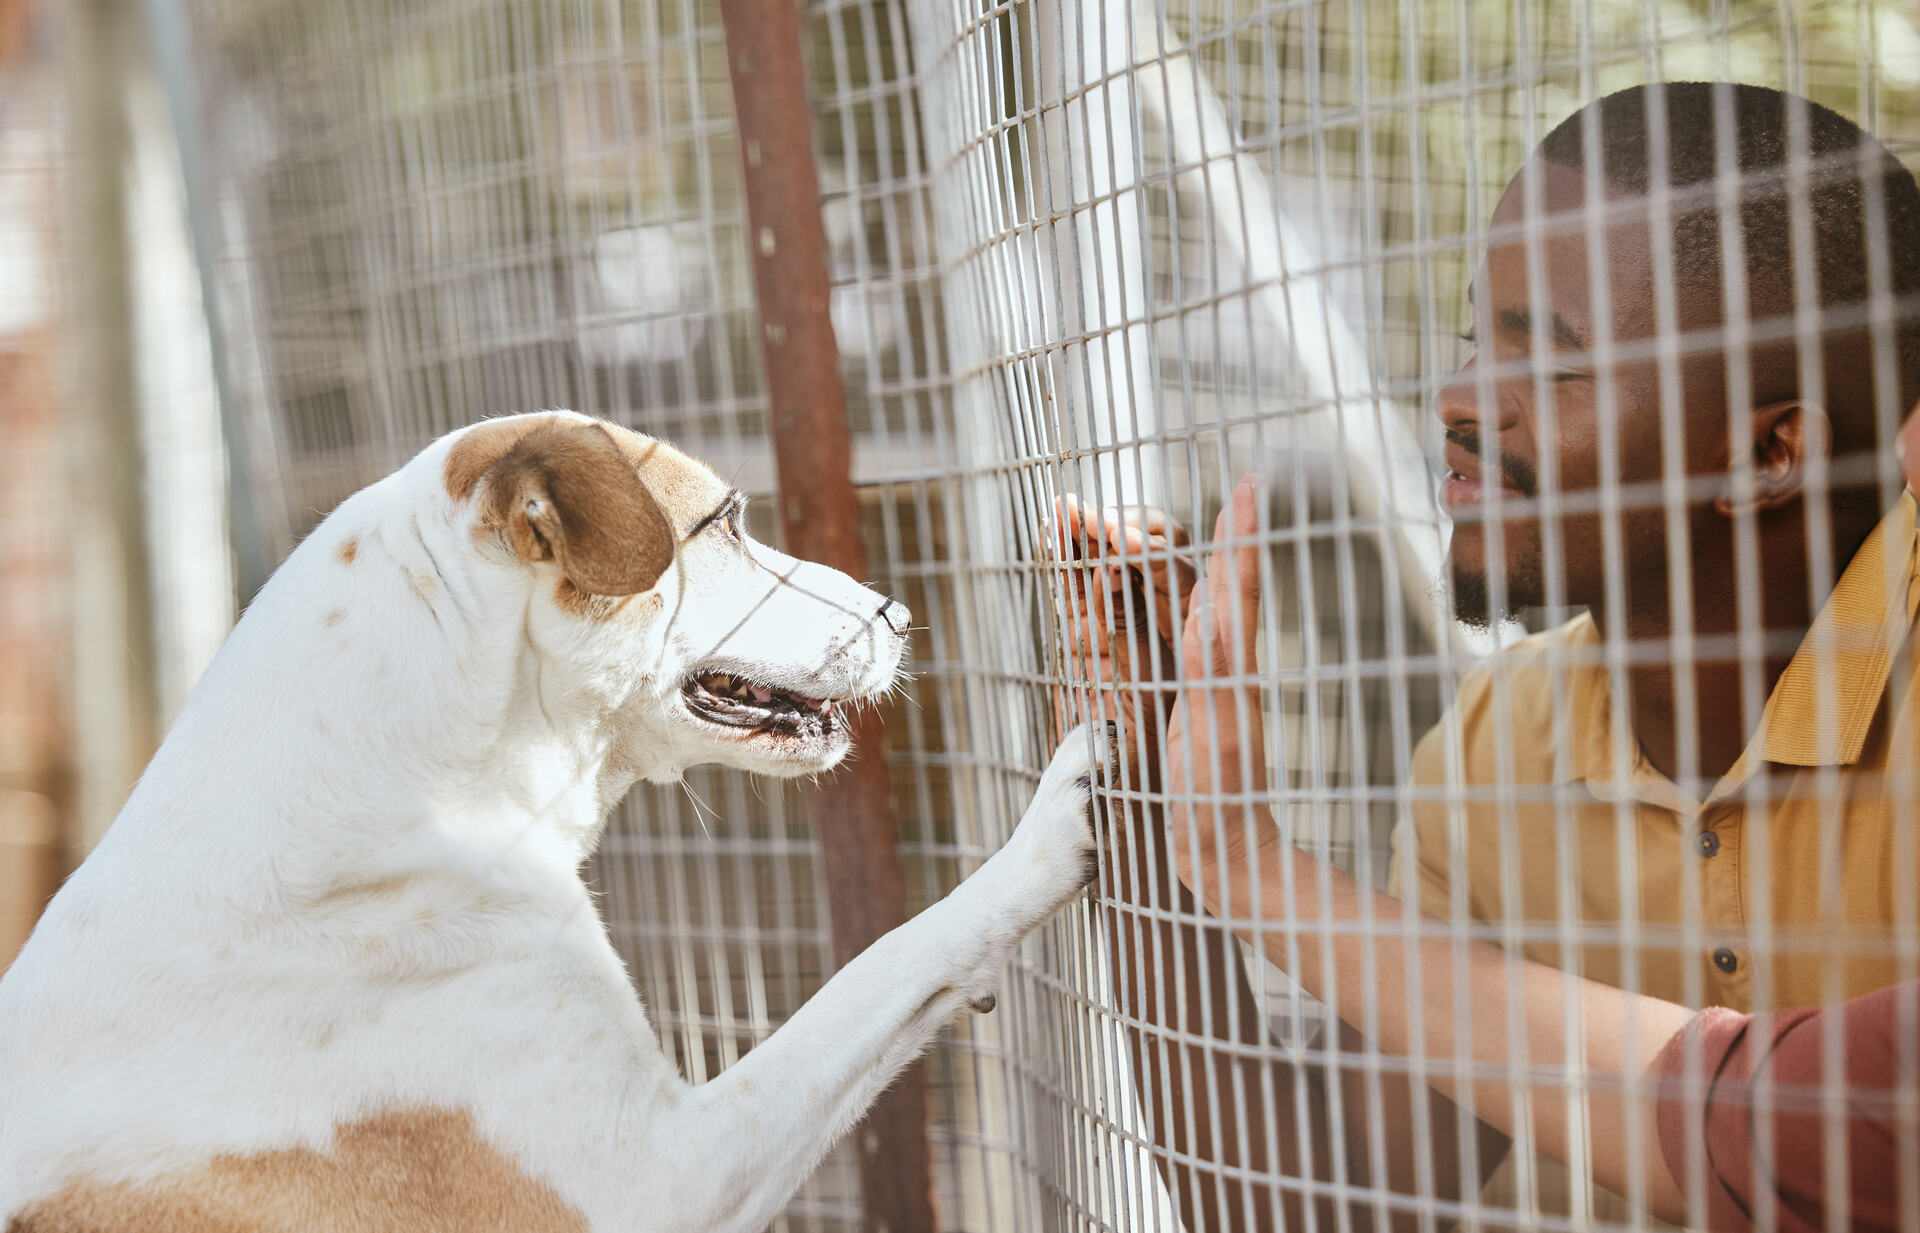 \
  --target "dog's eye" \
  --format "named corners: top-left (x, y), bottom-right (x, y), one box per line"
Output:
top-left (720, 512), bottom-right (744, 543)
